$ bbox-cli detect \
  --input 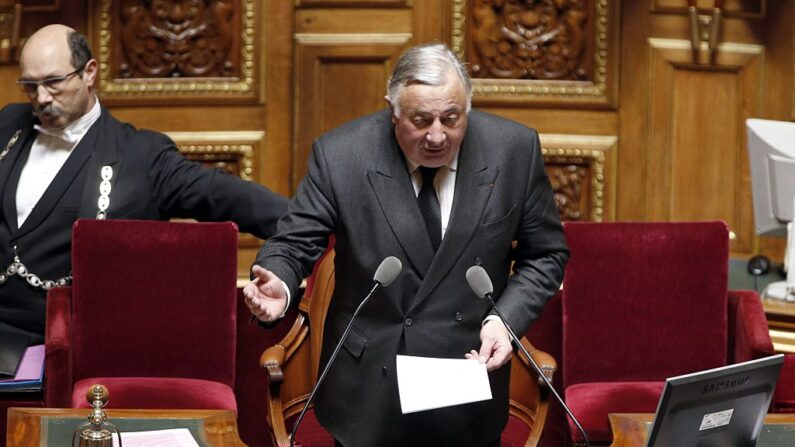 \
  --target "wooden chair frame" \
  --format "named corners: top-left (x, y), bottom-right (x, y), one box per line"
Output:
top-left (260, 249), bottom-right (557, 446)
